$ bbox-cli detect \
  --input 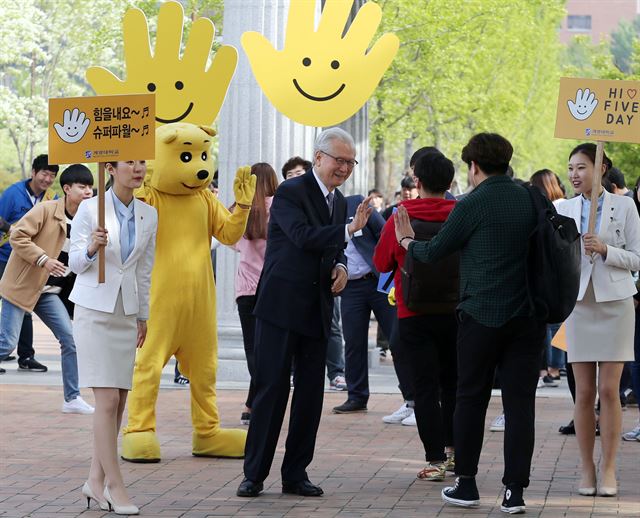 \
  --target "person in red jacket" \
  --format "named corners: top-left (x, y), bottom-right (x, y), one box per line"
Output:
top-left (373, 150), bottom-right (458, 482)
